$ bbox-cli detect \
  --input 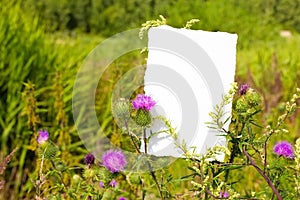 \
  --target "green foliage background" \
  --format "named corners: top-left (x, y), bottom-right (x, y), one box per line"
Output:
top-left (0, 0), bottom-right (300, 199)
